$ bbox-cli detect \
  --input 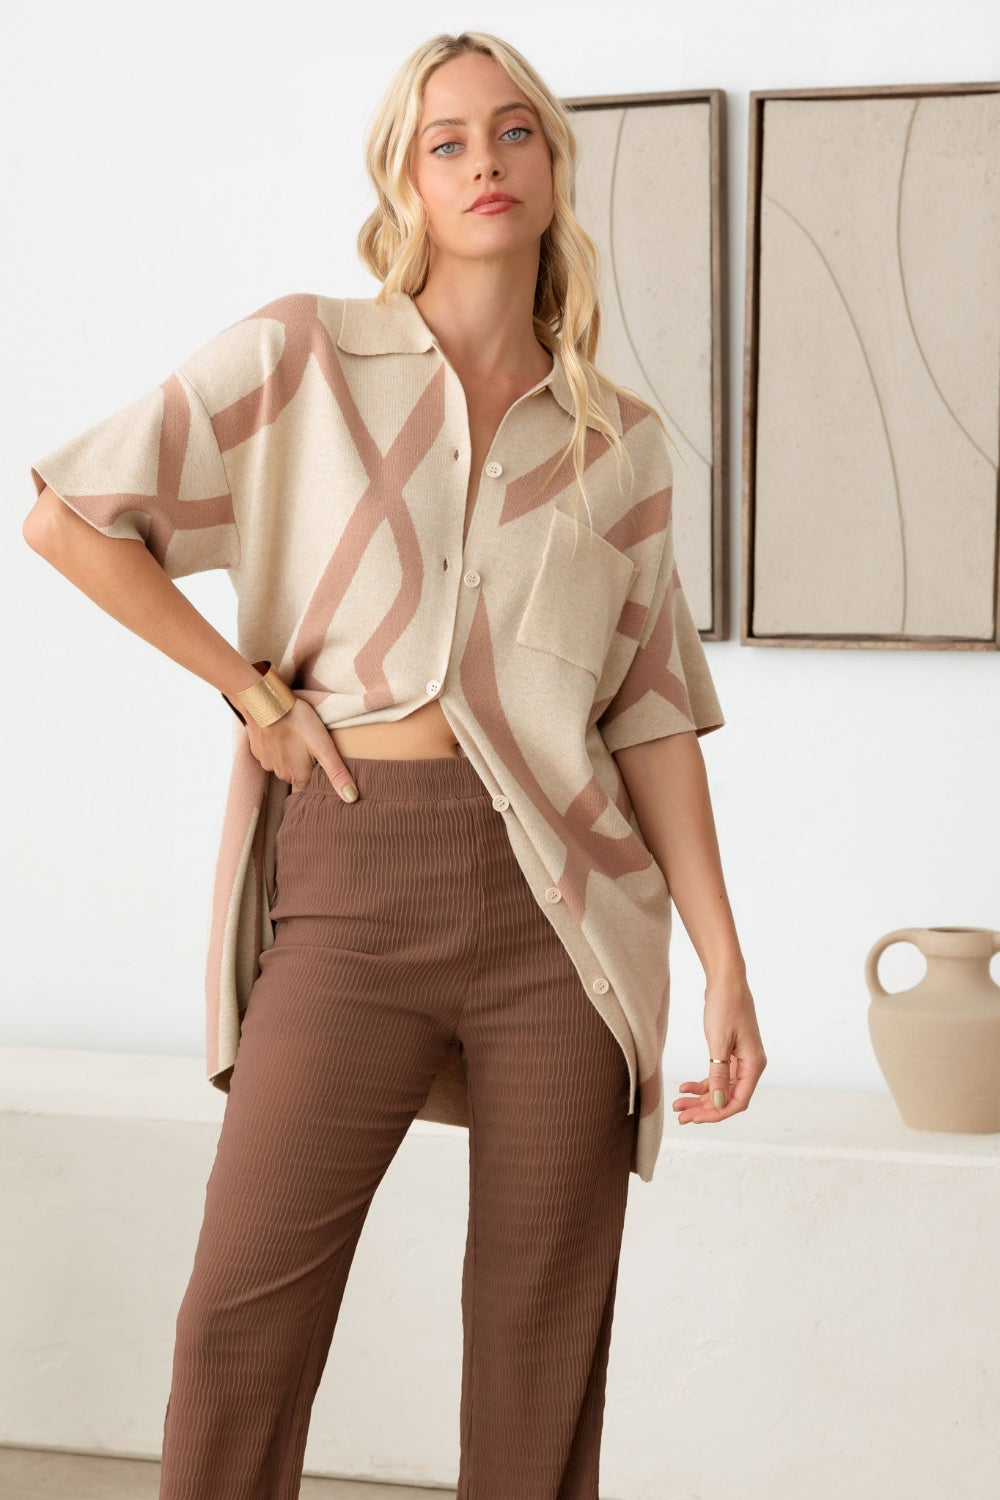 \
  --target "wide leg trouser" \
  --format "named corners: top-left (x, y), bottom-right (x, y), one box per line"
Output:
top-left (158, 751), bottom-right (636, 1500)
